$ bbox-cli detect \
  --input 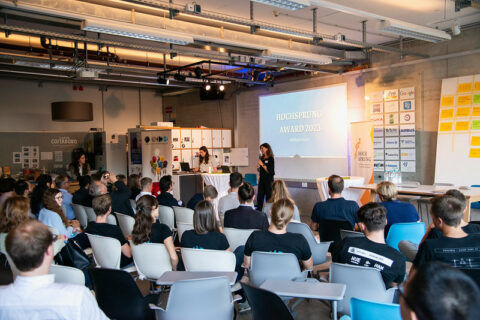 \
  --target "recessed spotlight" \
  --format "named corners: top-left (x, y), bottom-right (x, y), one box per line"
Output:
top-left (205, 84), bottom-right (211, 91)
top-left (219, 84), bottom-right (225, 91)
